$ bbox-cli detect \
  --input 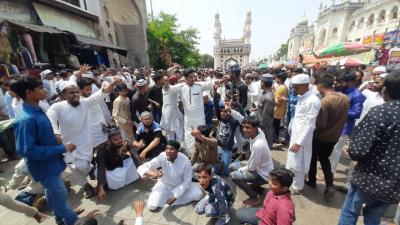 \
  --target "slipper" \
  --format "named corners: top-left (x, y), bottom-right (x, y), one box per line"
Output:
top-left (74, 207), bottom-right (85, 215)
